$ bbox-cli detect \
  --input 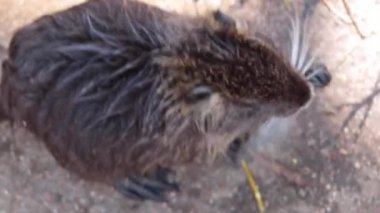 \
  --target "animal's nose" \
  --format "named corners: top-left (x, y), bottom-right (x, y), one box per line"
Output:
top-left (289, 71), bottom-right (312, 108)
top-left (275, 73), bottom-right (312, 117)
